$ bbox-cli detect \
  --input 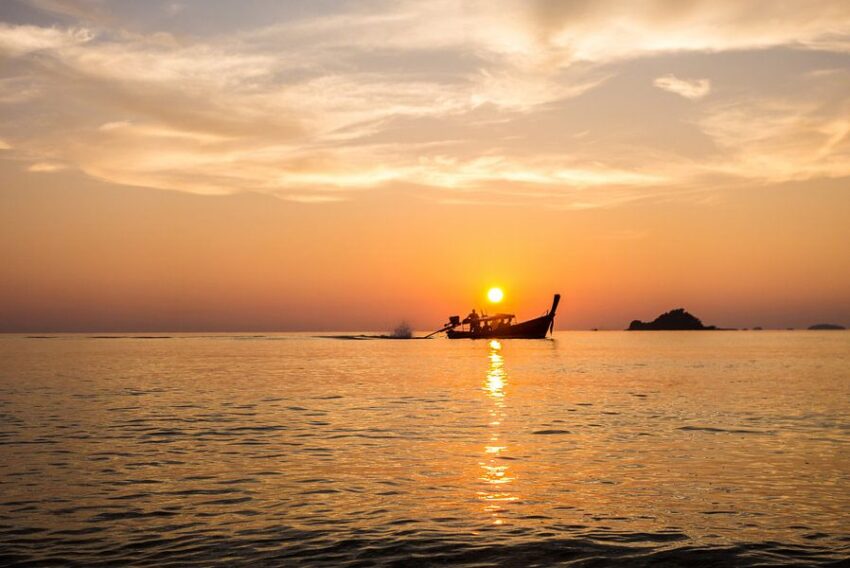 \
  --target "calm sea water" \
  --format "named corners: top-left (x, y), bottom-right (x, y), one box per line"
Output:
top-left (0, 332), bottom-right (848, 566)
